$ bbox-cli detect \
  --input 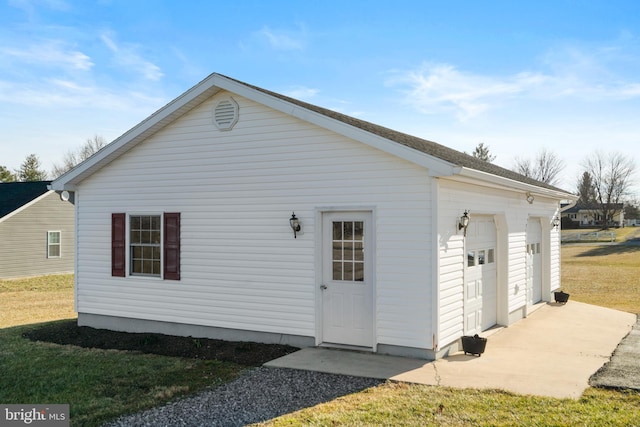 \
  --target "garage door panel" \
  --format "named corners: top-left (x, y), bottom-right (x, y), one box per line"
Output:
top-left (464, 216), bottom-right (497, 335)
